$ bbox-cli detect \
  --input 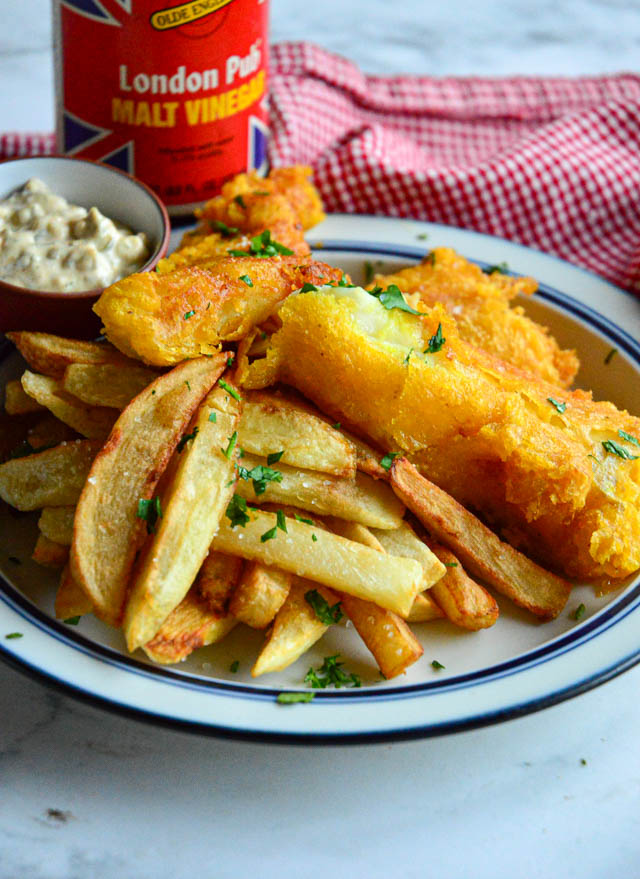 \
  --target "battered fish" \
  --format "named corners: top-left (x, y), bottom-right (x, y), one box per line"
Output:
top-left (245, 284), bottom-right (640, 581)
